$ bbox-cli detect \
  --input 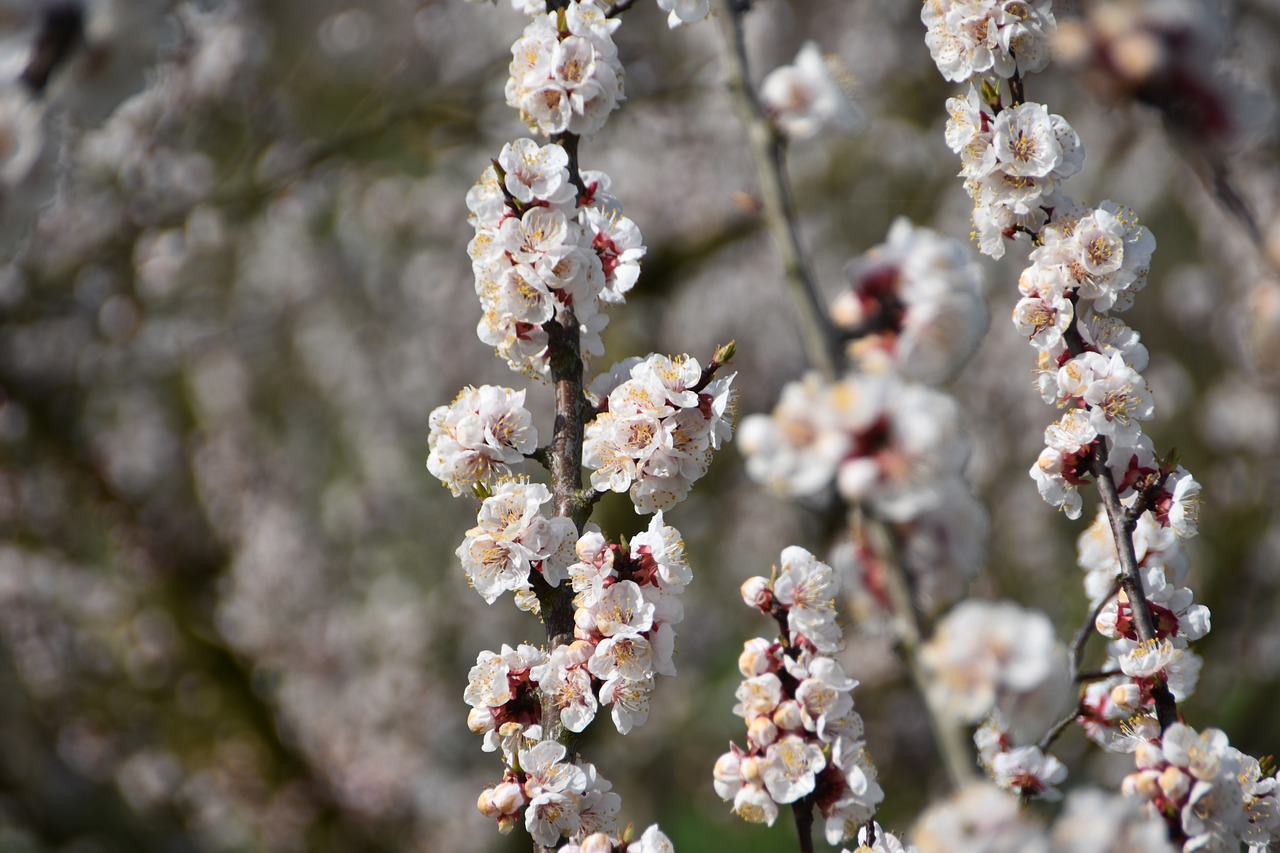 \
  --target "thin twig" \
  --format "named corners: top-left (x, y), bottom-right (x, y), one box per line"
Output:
top-left (860, 513), bottom-right (976, 789)
top-left (713, 0), bottom-right (841, 380)
top-left (1037, 704), bottom-right (1083, 753)
top-left (1070, 579), bottom-right (1120, 679)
